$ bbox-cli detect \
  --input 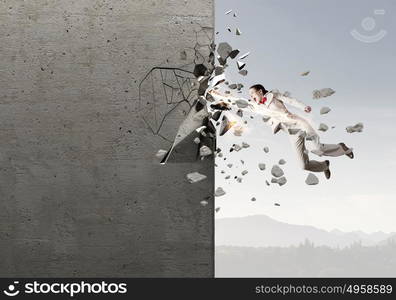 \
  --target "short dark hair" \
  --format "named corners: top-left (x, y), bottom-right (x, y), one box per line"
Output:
top-left (249, 84), bottom-right (268, 95)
